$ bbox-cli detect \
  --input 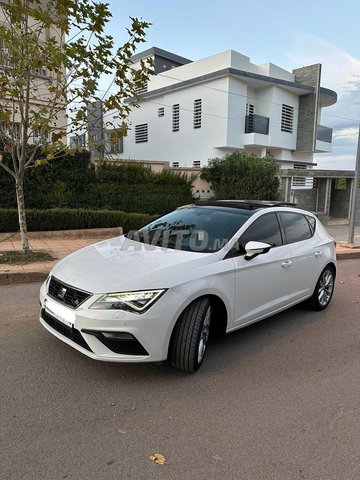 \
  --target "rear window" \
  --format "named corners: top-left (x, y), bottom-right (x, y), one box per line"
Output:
top-left (279, 212), bottom-right (312, 244)
top-left (128, 206), bottom-right (252, 252)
